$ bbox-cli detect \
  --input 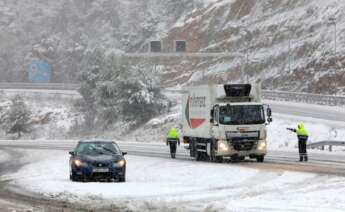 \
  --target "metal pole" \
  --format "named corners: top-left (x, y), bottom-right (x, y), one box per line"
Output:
top-left (246, 45), bottom-right (249, 83)
top-left (329, 17), bottom-right (337, 56)
top-left (335, 21), bottom-right (337, 95)
top-left (240, 60), bottom-right (244, 82)
top-left (289, 36), bottom-right (291, 73)
top-left (329, 18), bottom-right (337, 94)
top-left (335, 21), bottom-right (337, 56)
